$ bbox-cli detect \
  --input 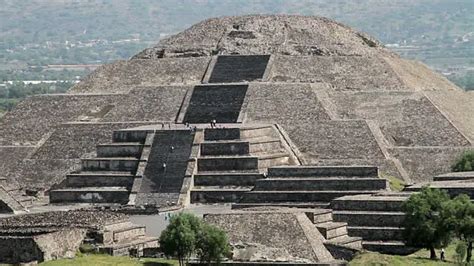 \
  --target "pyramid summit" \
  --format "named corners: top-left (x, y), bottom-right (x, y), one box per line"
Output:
top-left (0, 14), bottom-right (473, 212)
